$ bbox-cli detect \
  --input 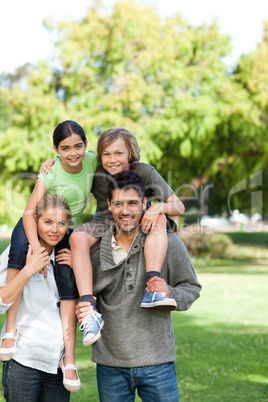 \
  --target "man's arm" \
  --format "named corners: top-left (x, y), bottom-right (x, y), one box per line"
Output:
top-left (147, 234), bottom-right (201, 311)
